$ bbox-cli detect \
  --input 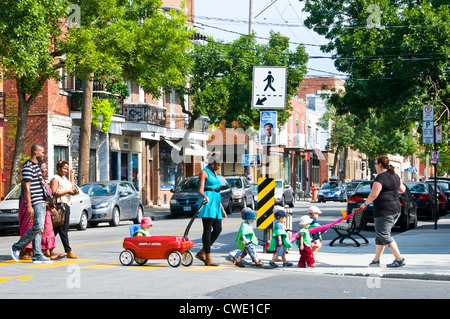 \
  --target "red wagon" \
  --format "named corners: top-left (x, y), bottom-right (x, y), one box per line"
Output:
top-left (119, 202), bottom-right (205, 267)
